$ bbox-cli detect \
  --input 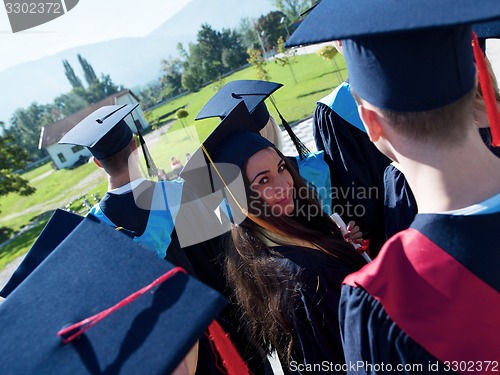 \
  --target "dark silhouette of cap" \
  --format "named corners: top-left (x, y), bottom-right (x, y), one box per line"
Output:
top-left (59, 104), bottom-right (138, 159)
top-left (182, 101), bottom-right (273, 198)
top-left (0, 215), bottom-right (226, 374)
top-left (474, 19), bottom-right (500, 51)
top-left (285, 0), bottom-right (500, 112)
top-left (474, 19), bottom-right (500, 40)
top-left (196, 80), bottom-right (283, 130)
